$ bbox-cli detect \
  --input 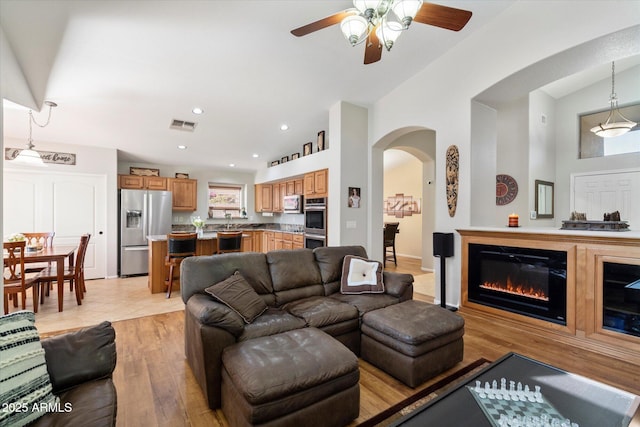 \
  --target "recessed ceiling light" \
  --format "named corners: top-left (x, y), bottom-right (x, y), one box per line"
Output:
top-left (229, 163), bottom-right (235, 167)
top-left (280, 124), bottom-right (289, 131)
top-left (177, 145), bottom-right (187, 150)
top-left (252, 153), bottom-right (259, 158)
top-left (192, 107), bottom-right (204, 115)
